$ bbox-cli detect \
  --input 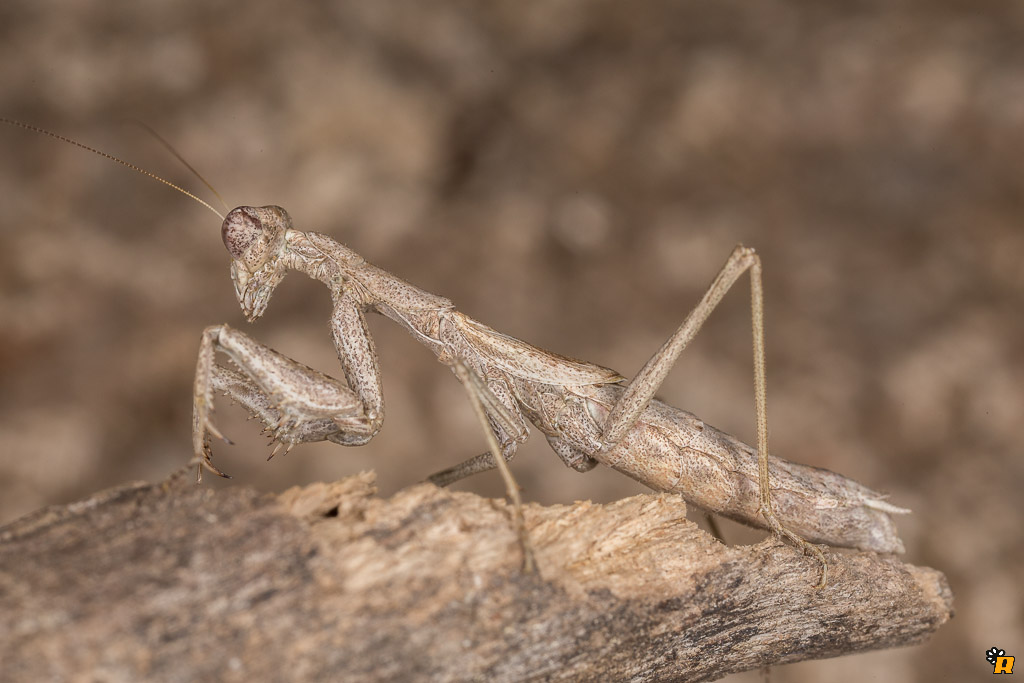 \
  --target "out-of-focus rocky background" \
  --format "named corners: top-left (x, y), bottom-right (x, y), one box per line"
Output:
top-left (1, 1), bottom-right (1020, 680)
